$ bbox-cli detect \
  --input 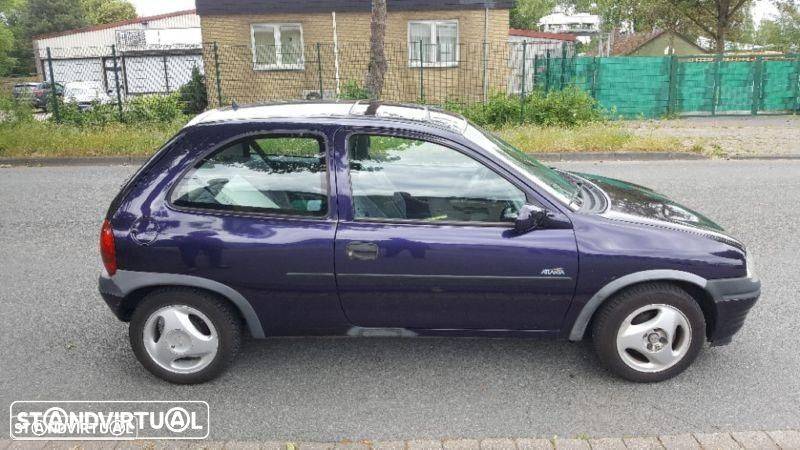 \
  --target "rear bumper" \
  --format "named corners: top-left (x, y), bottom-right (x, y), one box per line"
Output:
top-left (99, 273), bottom-right (128, 321)
top-left (705, 276), bottom-right (761, 346)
